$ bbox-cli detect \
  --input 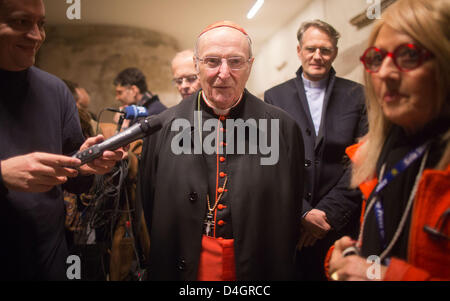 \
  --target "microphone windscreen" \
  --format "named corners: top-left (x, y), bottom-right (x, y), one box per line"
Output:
top-left (123, 105), bottom-right (148, 119)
